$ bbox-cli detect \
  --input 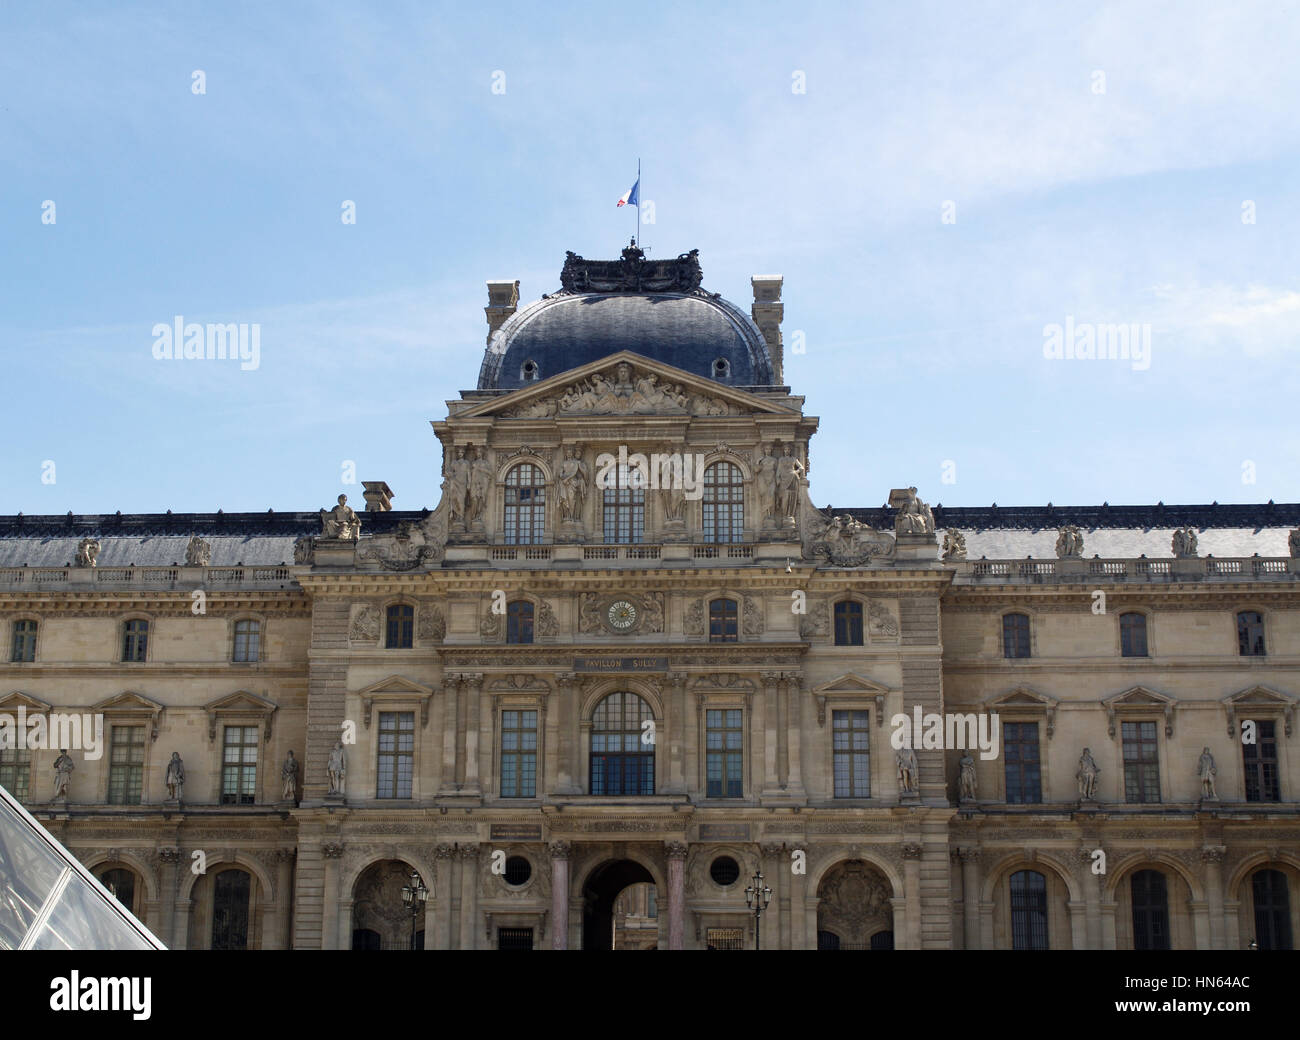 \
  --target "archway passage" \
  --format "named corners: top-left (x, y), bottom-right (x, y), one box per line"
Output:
top-left (816, 859), bottom-right (894, 949)
top-left (582, 859), bottom-right (656, 950)
top-left (351, 860), bottom-right (427, 950)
